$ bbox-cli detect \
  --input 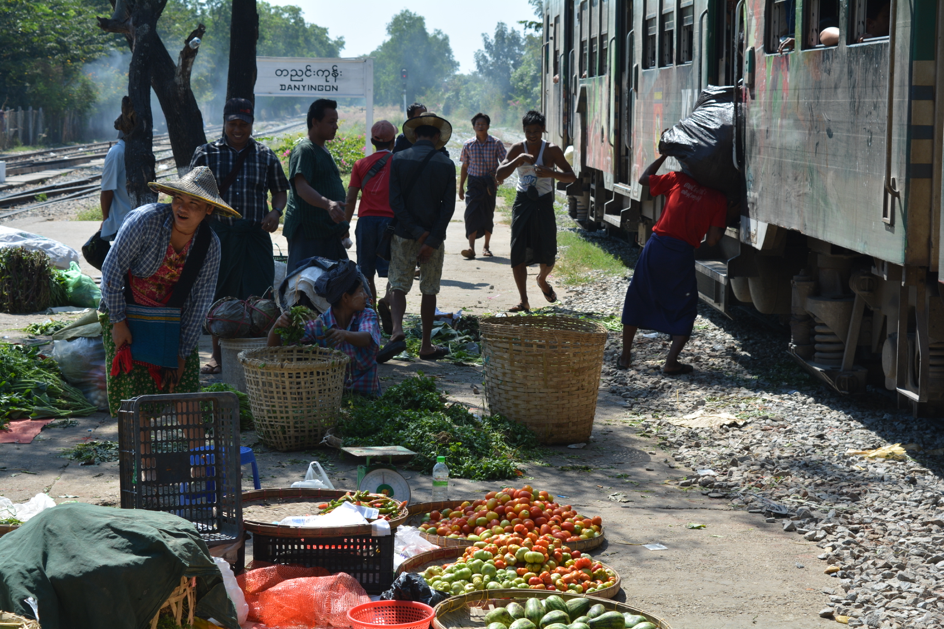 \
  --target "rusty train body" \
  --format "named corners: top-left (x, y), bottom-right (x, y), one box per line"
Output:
top-left (540, 0), bottom-right (944, 413)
